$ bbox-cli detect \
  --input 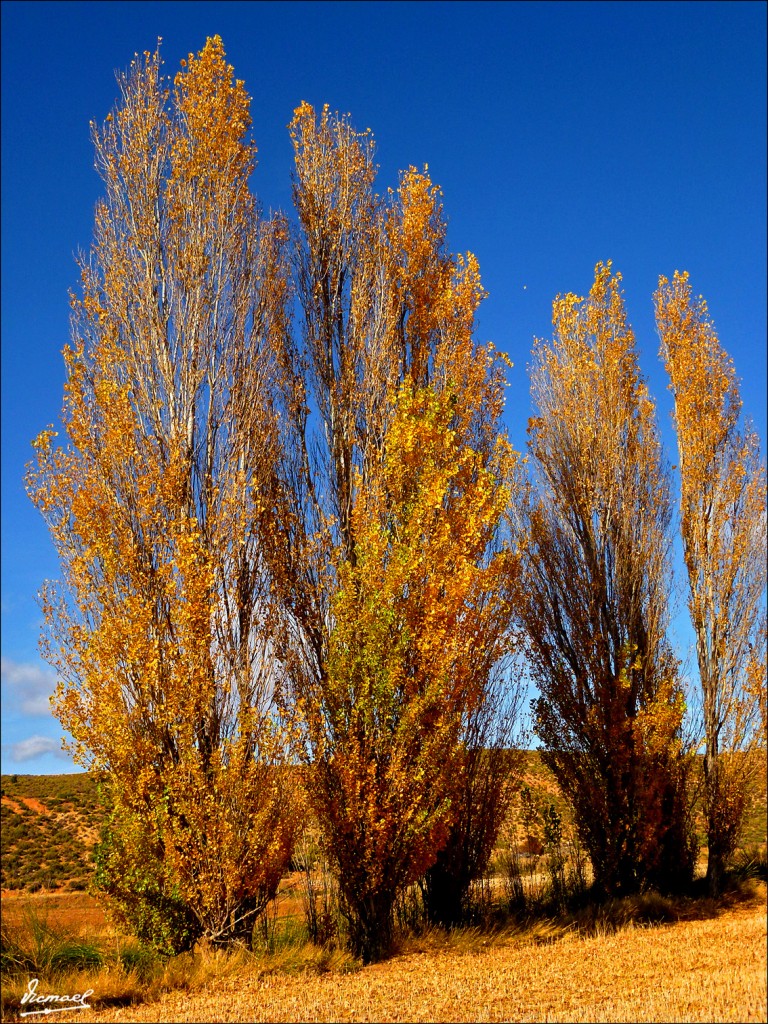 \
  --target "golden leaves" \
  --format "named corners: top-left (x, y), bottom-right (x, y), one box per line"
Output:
top-left (173, 35), bottom-right (254, 183)
top-left (290, 100), bottom-right (376, 246)
top-left (655, 269), bottom-right (766, 835)
top-left (284, 105), bottom-right (520, 944)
